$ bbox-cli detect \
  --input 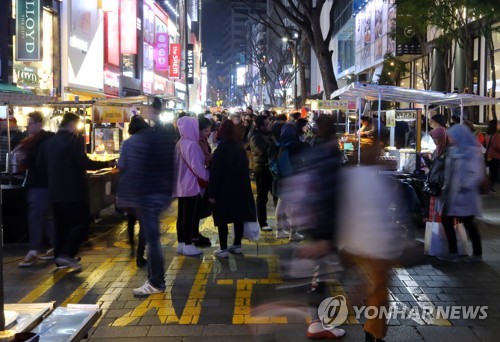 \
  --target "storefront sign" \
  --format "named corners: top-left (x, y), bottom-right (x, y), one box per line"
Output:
top-left (104, 69), bottom-right (120, 96)
top-left (312, 100), bottom-right (349, 111)
top-left (15, 65), bottom-right (39, 85)
top-left (153, 74), bottom-right (167, 95)
top-left (169, 44), bottom-right (181, 78)
top-left (105, 0), bottom-right (120, 67)
top-left (187, 44), bottom-right (194, 84)
top-left (120, 0), bottom-right (137, 54)
top-left (93, 105), bottom-right (125, 123)
top-left (16, 0), bottom-right (42, 61)
top-left (154, 33), bottom-right (169, 71)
